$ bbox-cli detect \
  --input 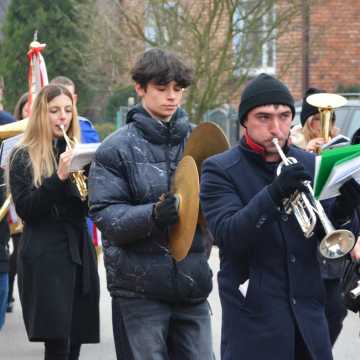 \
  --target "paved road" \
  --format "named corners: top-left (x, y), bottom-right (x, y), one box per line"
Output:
top-left (0, 248), bottom-right (359, 359)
